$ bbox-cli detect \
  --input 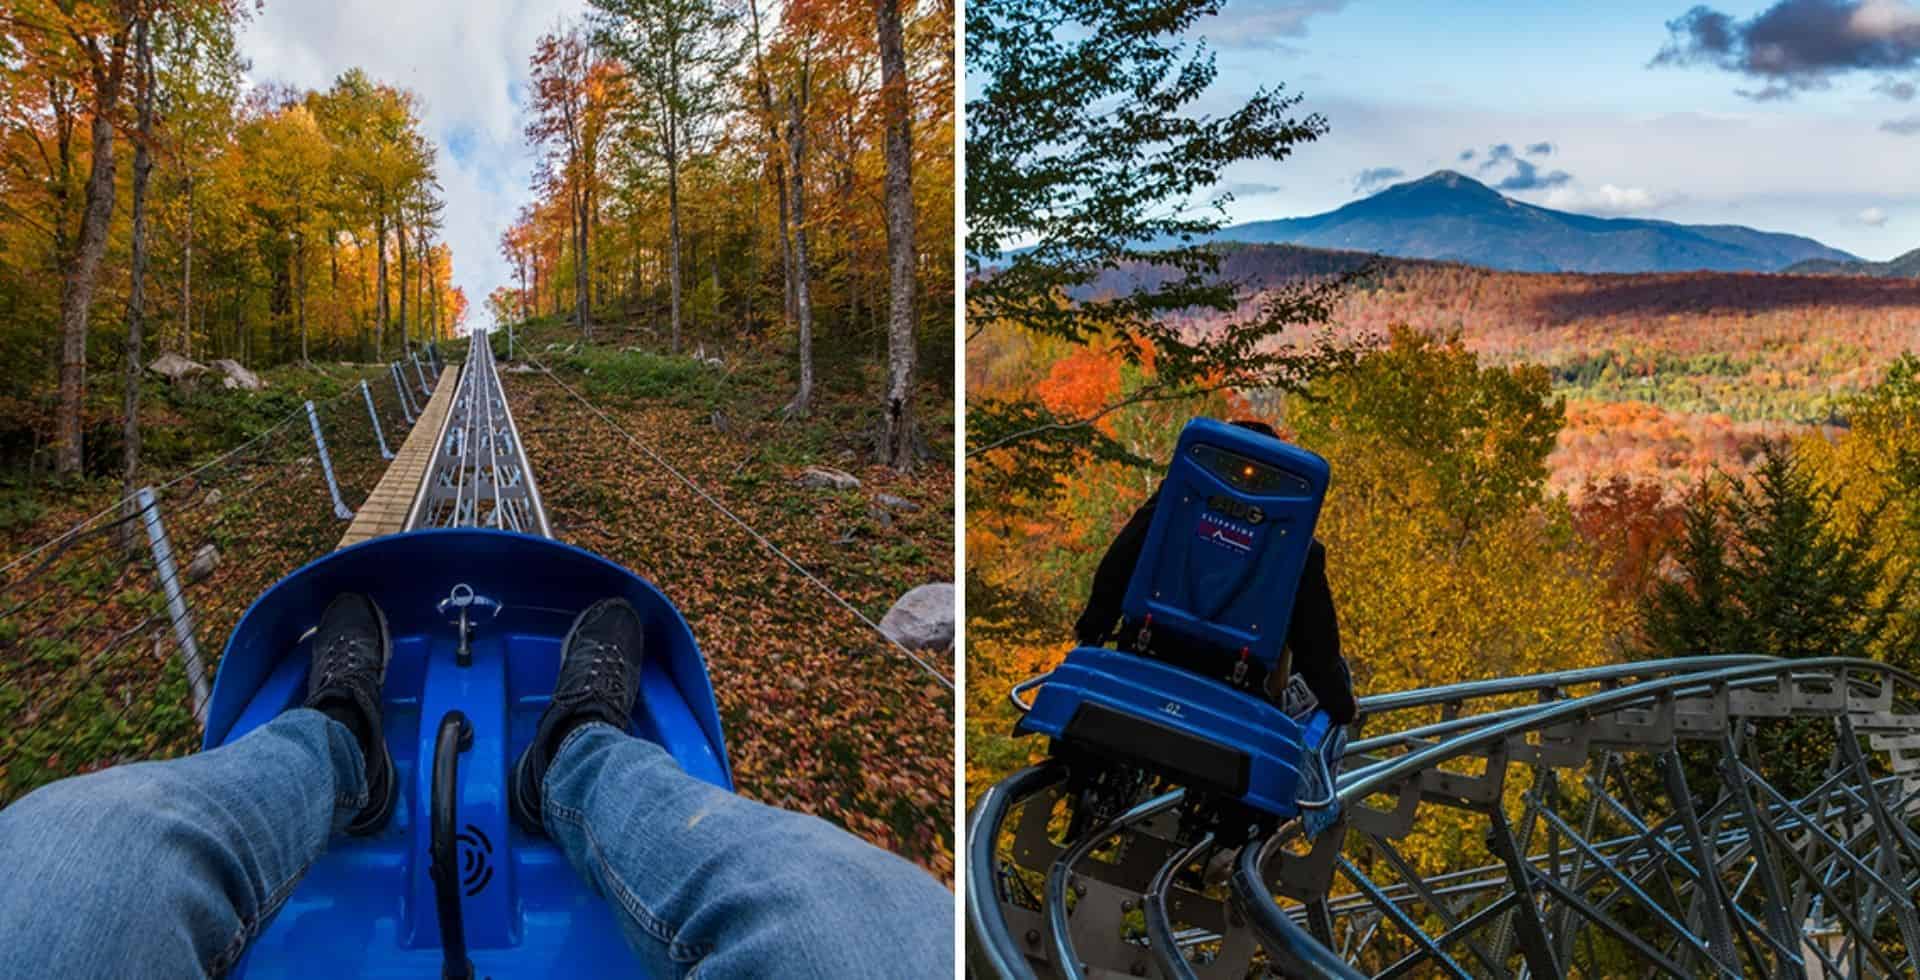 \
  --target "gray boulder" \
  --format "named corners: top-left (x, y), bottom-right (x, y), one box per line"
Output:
top-left (211, 359), bottom-right (265, 391)
top-left (148, 352), bottom-right (208, 383)
top-left (878, 582), bottom-right (955, 651)
top-left (797, 466), bottom-right (861, 491)
top-left (875, 493), bottom-right (921, 513)
top-left (185, 544), bottom-right (220, 584)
